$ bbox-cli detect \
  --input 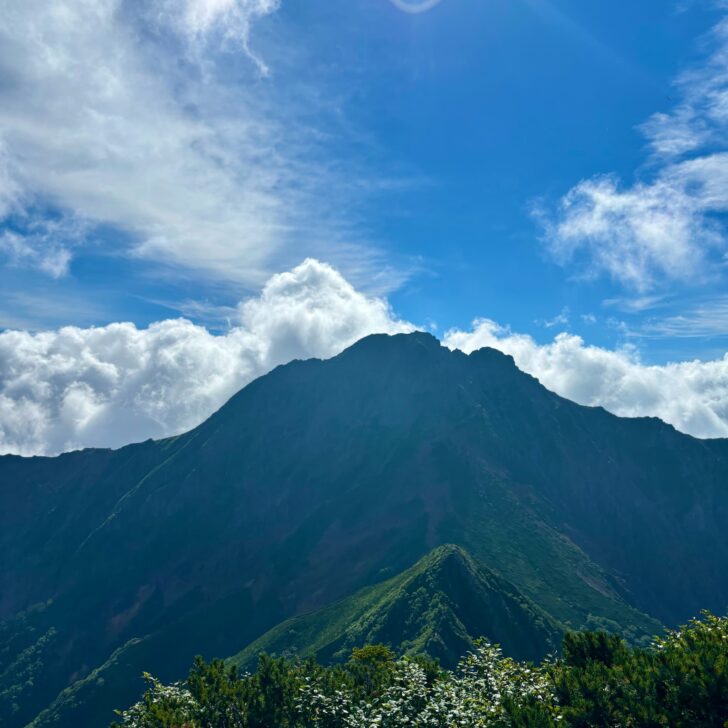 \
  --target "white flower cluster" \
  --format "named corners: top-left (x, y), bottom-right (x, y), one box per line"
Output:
top-left (114, 673), bottom-right (198, 728)
top-left (654, 610), bottom-right (728, 651)
top-left (297, 643), bottom-right (558, 728)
